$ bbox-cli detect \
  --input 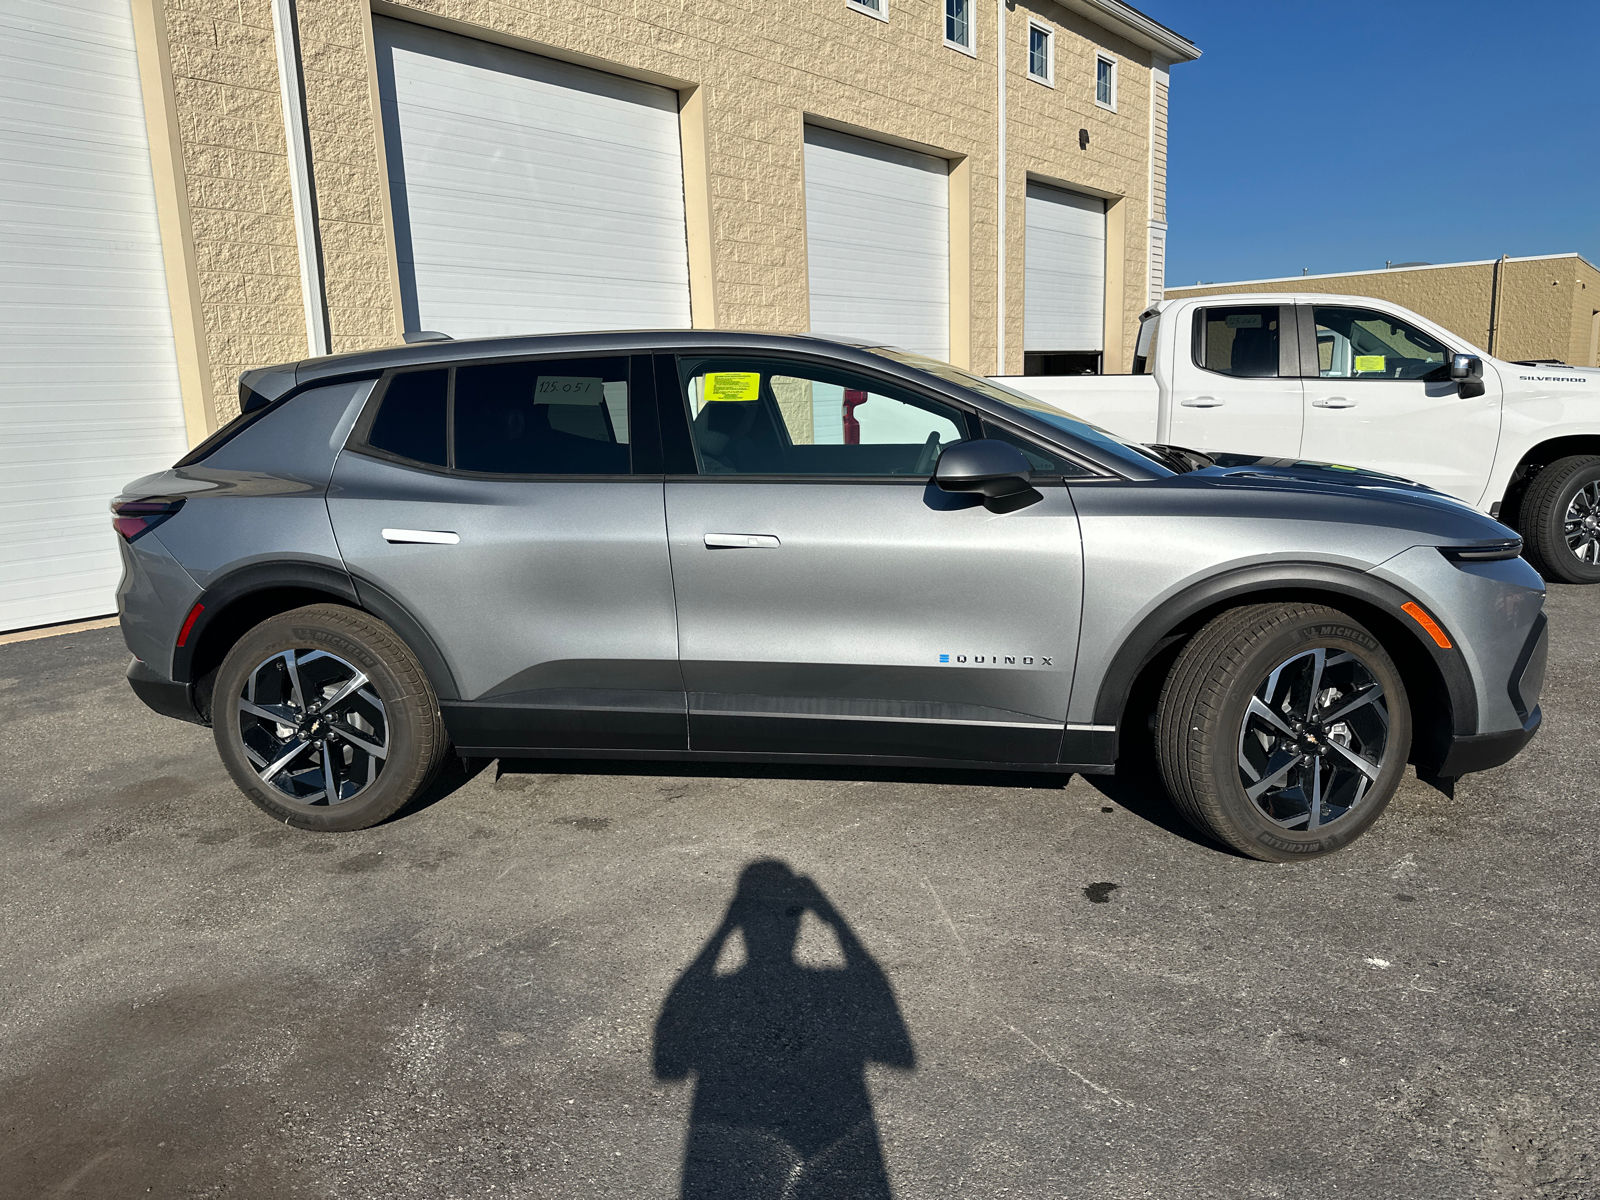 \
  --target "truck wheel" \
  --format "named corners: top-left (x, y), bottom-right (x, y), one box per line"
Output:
top-left (1517, 455), bottom-right (1600, 584)
top-left (212, 604), bottom-right (448, 831)
top-left (1155, 603), bottom-right (1411, 862)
